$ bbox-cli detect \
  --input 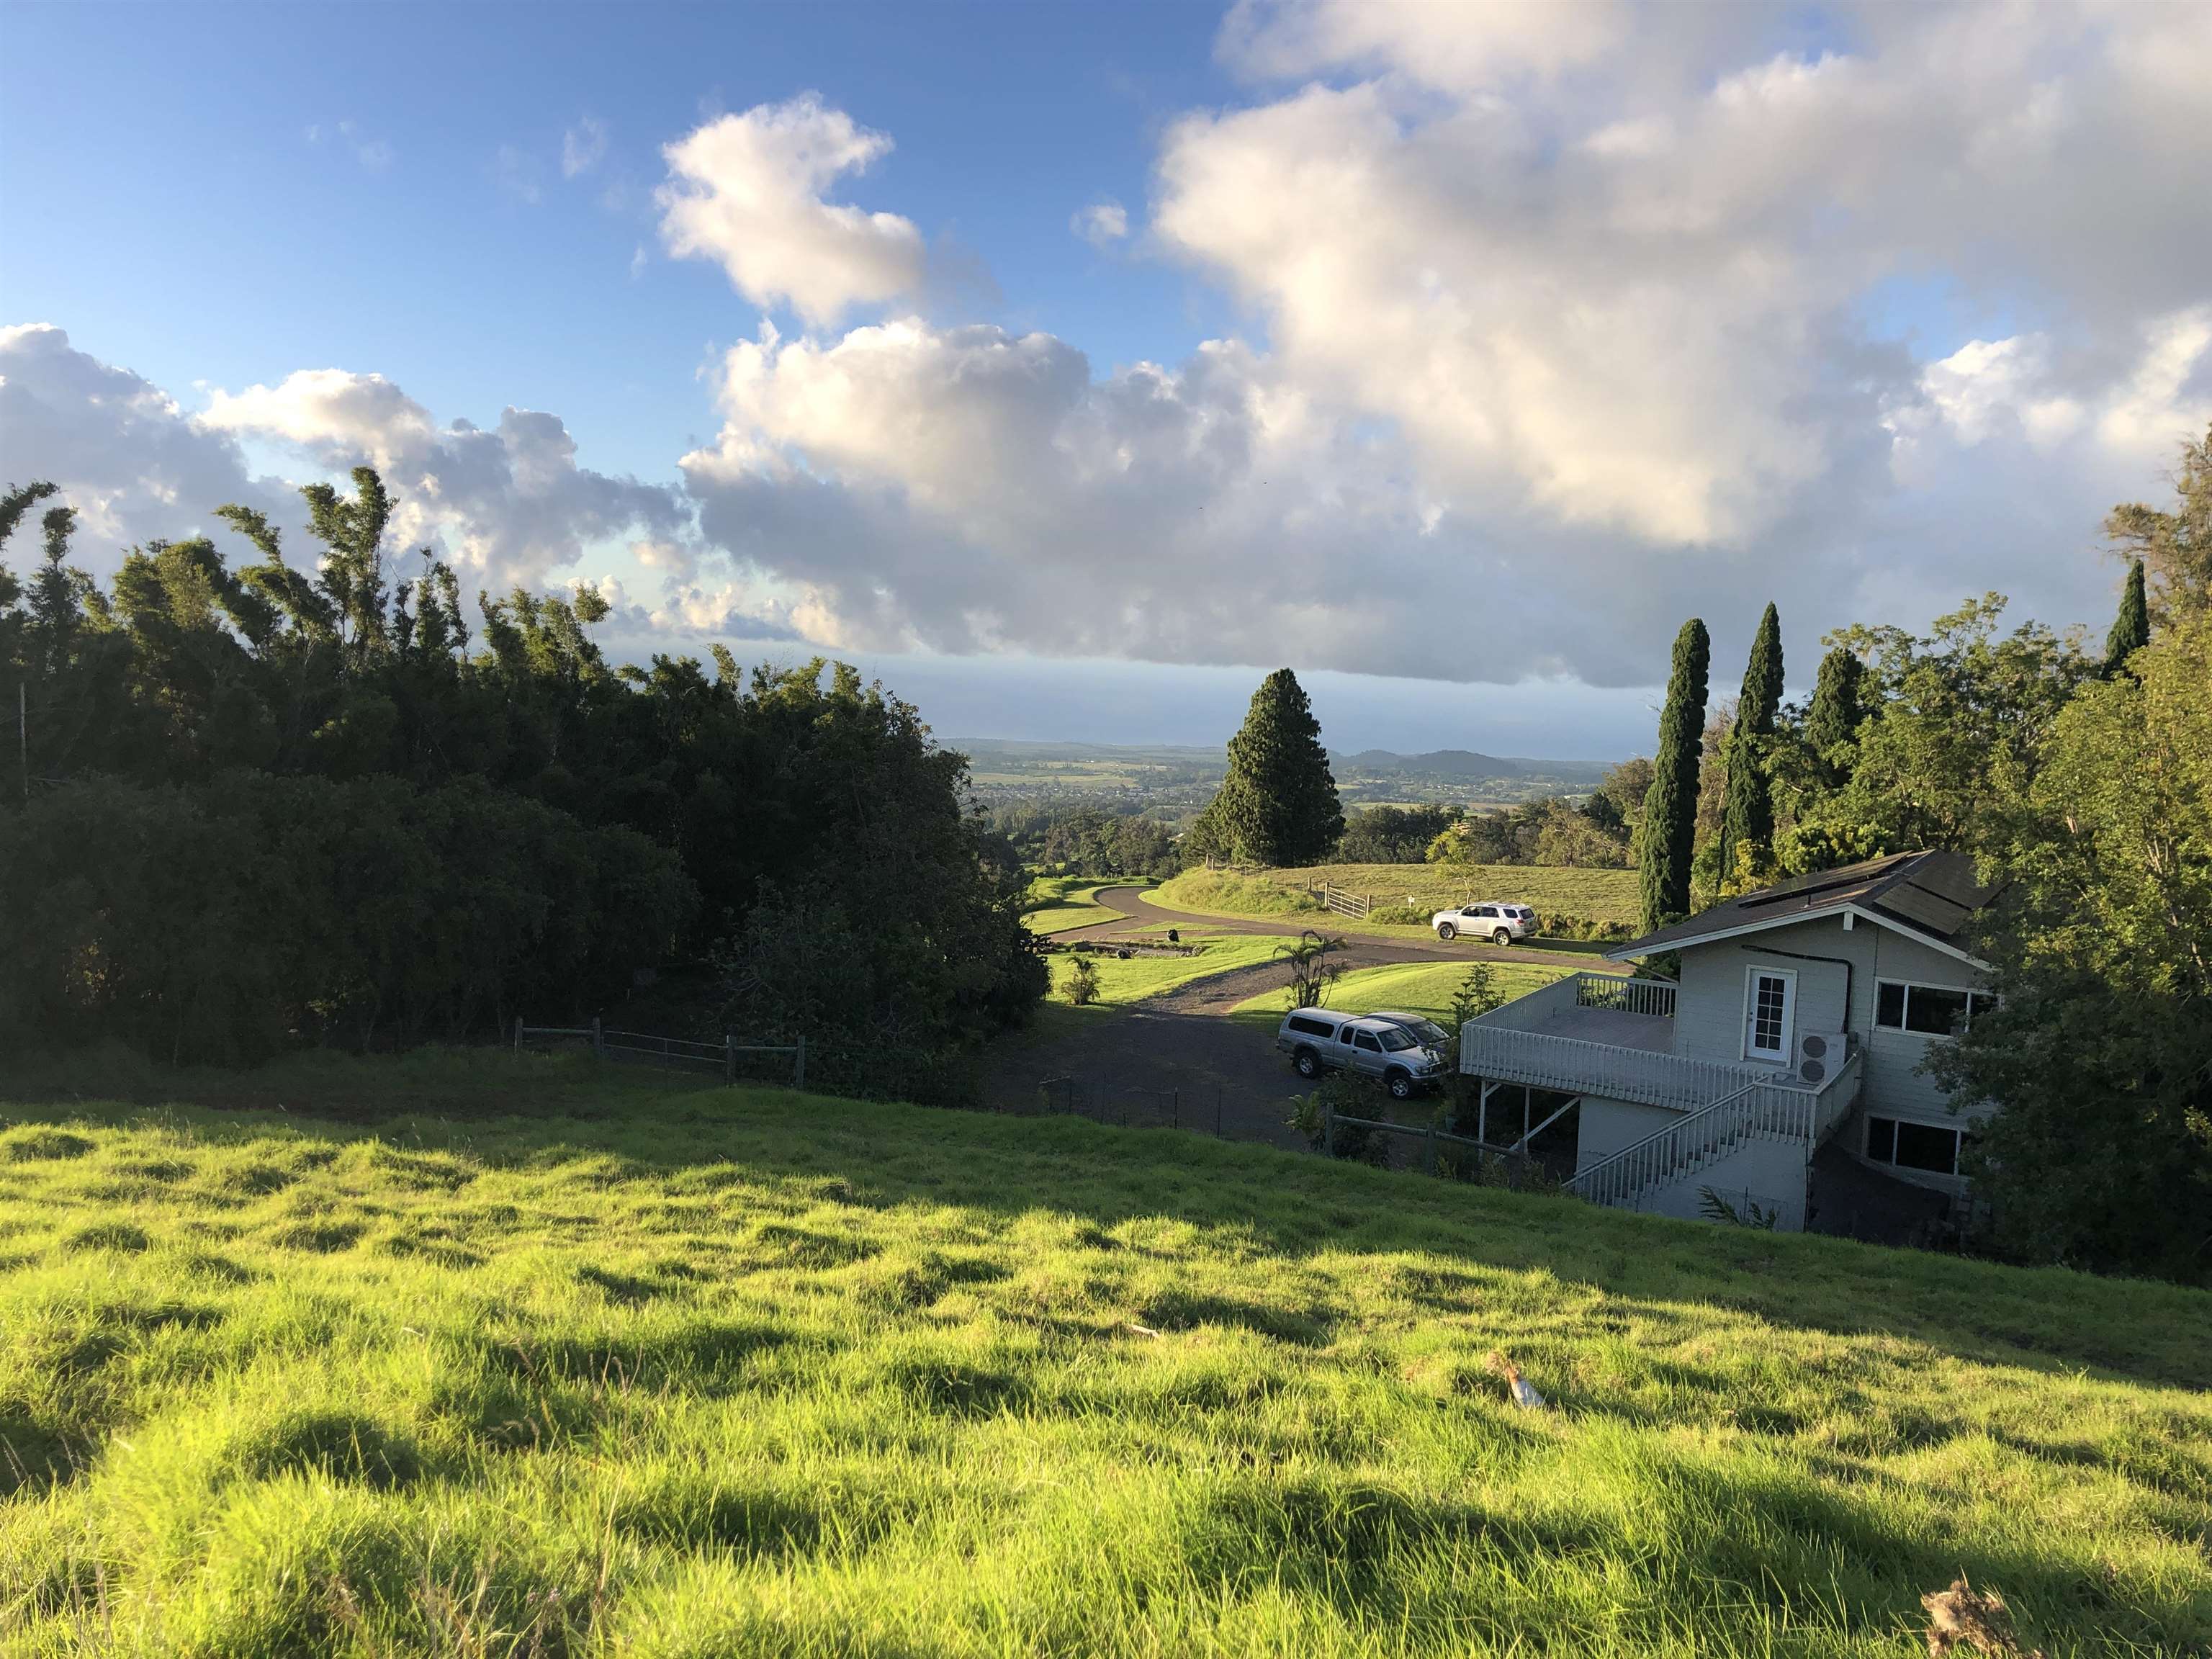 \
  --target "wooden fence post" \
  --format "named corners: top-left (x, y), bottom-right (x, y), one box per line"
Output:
top-left (724, 1033), bottom-right (735, 1087)
top-left (1321, 1097), bottom-right (1335, 1157)
top-left (793, 1036), bottom-right (806, 1091)
top-left (590, 1016), bottom-right (603, 1060)
top-left (512, 1016), bottom-right (522, 1053)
